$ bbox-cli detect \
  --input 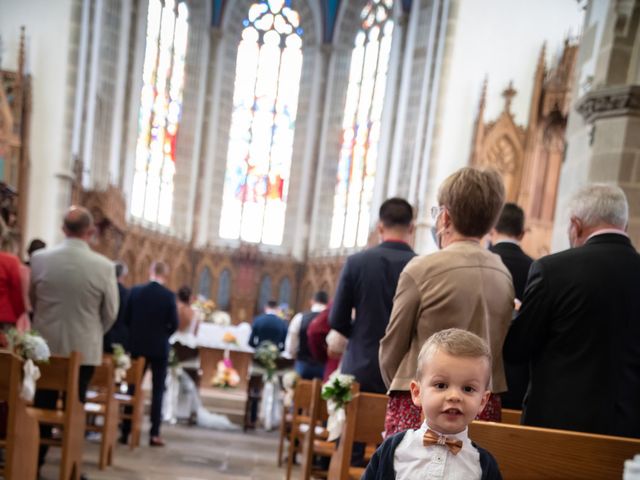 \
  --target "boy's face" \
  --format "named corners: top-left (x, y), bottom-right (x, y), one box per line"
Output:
top-left (410, 349), bottom-right (491, 435)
